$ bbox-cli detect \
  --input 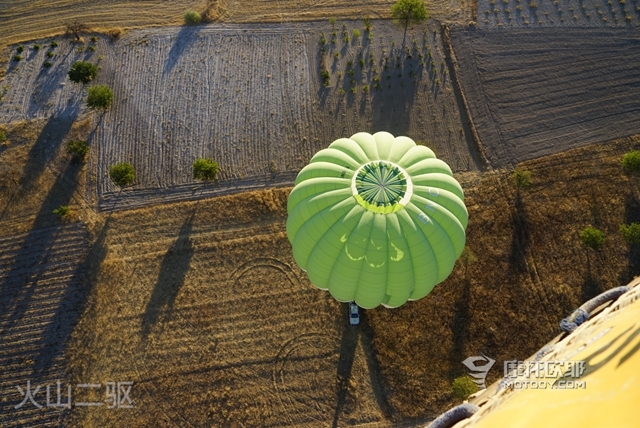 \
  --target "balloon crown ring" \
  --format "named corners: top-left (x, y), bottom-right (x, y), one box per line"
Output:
top-left (351, 160), bottom-right (414, 214)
